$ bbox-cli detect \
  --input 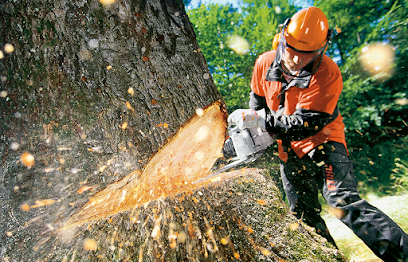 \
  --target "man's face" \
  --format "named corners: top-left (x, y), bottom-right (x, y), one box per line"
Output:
top-left (282, 46), bottom-right (321, 72)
